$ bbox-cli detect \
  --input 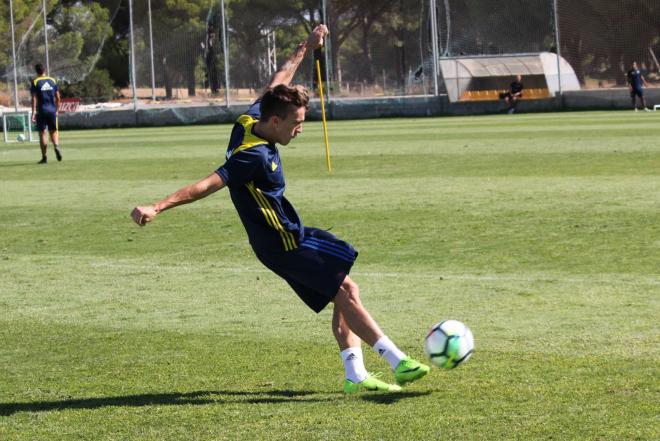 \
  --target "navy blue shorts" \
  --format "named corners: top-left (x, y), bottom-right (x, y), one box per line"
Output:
top-left (254, 227), bottom-right (358, 313)
top-left (630, 88), bottom-right (644, 98)
top-left (36, 112), bottom-right (57, 132)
